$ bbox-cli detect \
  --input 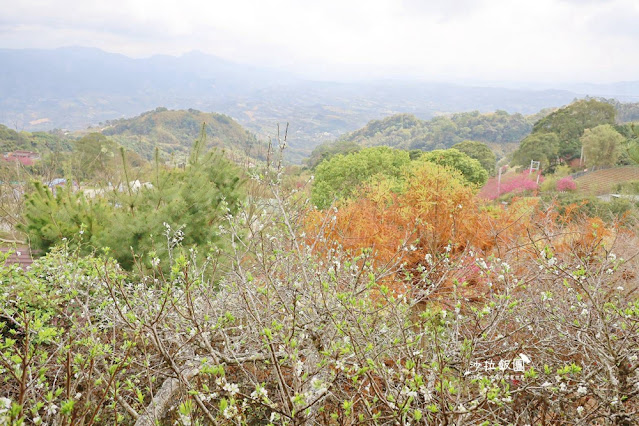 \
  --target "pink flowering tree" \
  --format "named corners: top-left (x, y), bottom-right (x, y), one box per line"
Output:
top-left (556, 176), bottom-right (577, 191)
top-left (480, 171), bottom-right (542, 200)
